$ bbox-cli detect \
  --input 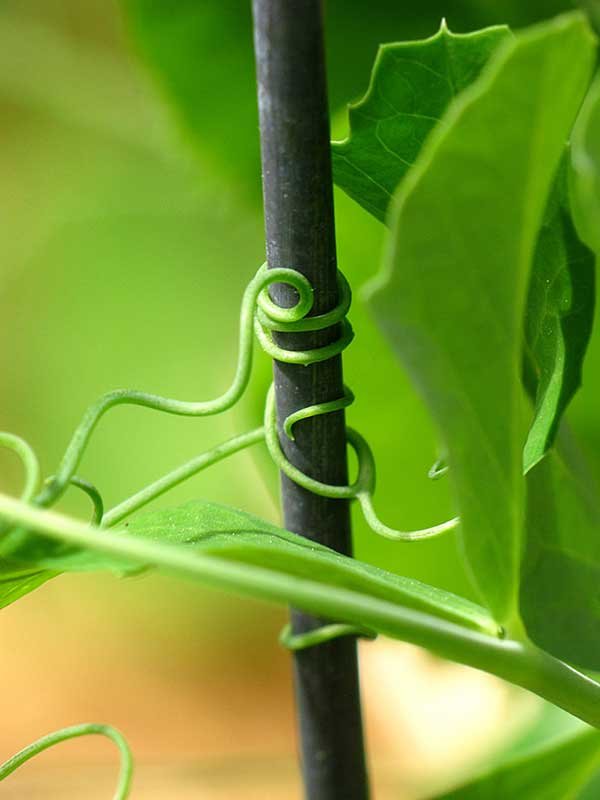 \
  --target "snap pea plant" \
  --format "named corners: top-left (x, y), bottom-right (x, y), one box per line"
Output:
top-left (3, 6), bottom-right (600, 799)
